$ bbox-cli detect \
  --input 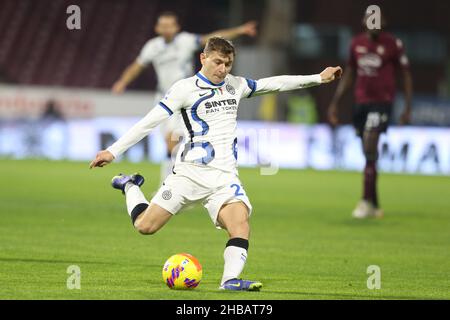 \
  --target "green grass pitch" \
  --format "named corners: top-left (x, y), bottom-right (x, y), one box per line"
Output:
top-left (0, 159), bottom-right (449, 300)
